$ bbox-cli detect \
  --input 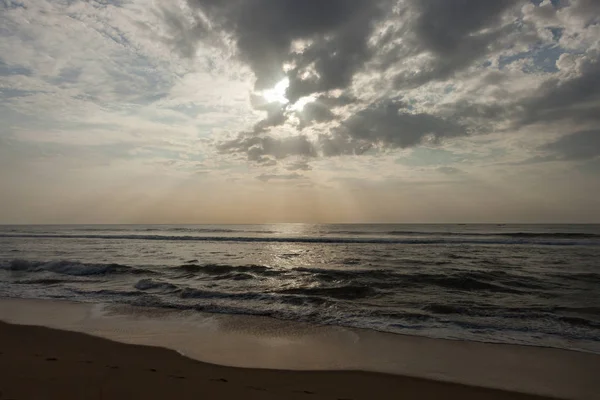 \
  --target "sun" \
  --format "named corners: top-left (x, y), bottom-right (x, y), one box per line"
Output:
top-left (262, 78), bottom-right (290, 105)
top-left (261, 78), bottom-right (316, 111)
